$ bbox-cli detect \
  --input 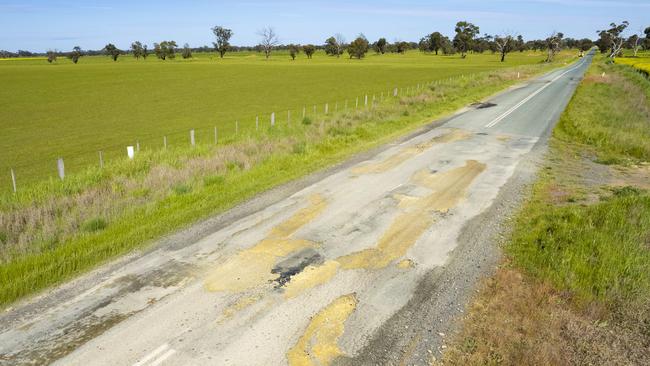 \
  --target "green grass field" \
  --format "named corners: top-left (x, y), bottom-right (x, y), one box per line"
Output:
top-left (0, 50), bottom-right (561, 187)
